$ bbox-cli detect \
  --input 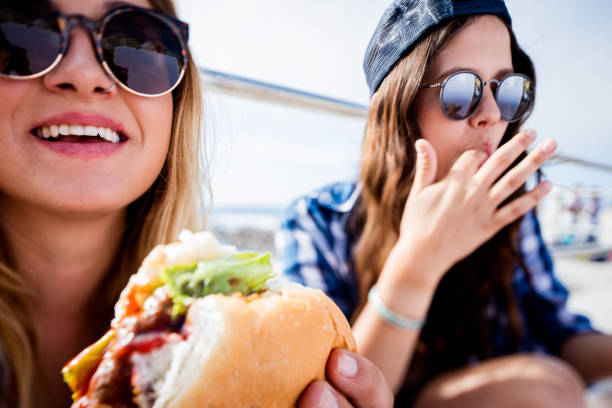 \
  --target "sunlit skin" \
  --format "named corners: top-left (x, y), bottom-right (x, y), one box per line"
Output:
top-left (0, 1), bottom-right (394, 407)
top-left (414, 15), bottom-right (512, 181)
